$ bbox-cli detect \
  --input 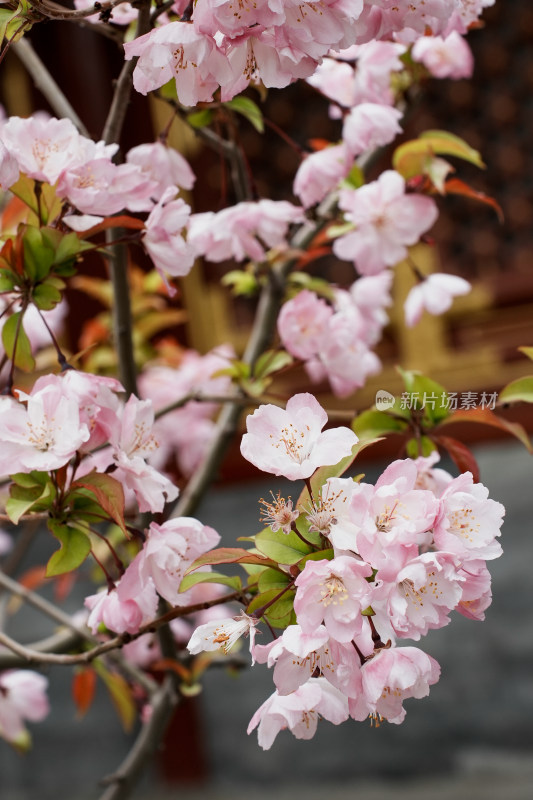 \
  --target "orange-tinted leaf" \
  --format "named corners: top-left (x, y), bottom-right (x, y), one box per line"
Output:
top-left (151, 659), bottom-right (191, 680)
top-left (71, 471), bottom-right (128, 537)
top-left (77, 214), bottom-right (145, 239)
top-left (94, 663), bottom-right (136, 732)
top-left (439, 406), bottom-right (533, 453)
top-left (443, 178), bottom-right (504, 222)
top-left (185, 547), bottom-right (277, 574)
top-left (432, 434), bottom-right (480, 482)
top-left (308, 138), bottom-right (330, 151)
top-left (72, 667), bottom-right (97, 718)
top-left (53, 570), bottom-right (76, 603)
